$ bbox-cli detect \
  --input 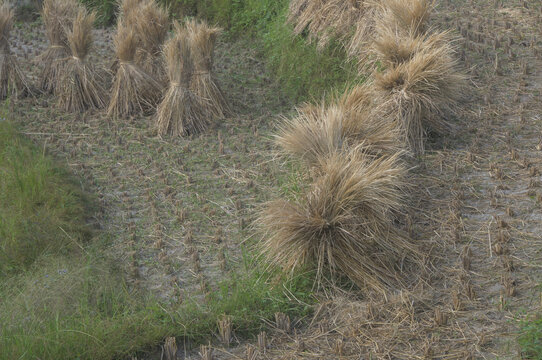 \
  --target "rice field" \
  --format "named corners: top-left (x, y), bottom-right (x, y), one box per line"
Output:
top-left (1, 0), bottom-right (542, 358)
